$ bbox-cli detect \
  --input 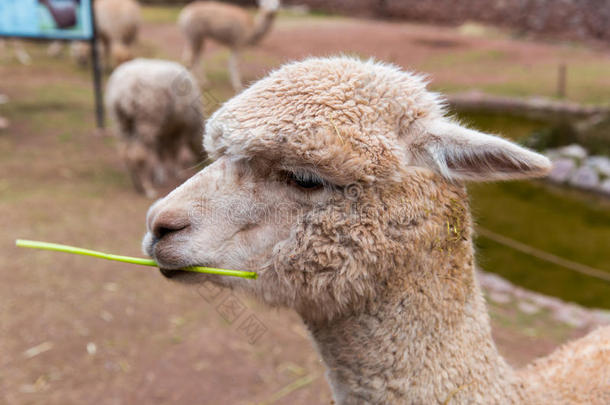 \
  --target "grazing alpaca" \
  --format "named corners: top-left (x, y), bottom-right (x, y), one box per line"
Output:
top-left (95, 0), bottom-right (141, 68)
top-left (106, 59), bottom-right (204, 198)
top-left (178, 0), bottom-right (280, 91)
top-left (142, 57), bottom-right (610, 404)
